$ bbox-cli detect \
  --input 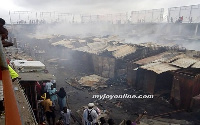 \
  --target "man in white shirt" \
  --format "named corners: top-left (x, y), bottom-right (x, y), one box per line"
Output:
top-left (45, 81), bottom-right (53, 93)
top-left (83, 103), bottom-right (98, 125)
